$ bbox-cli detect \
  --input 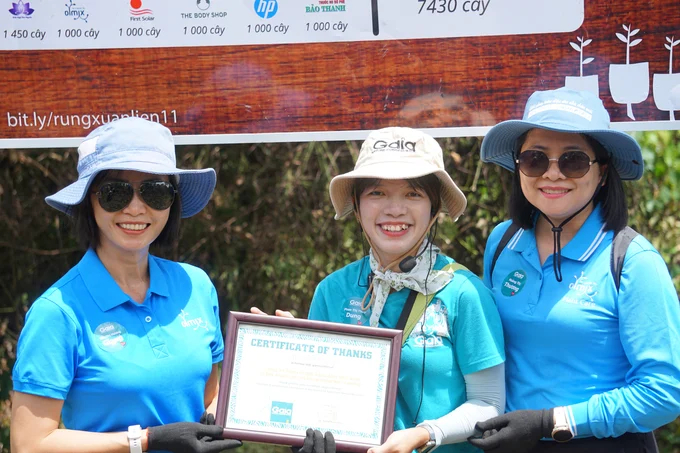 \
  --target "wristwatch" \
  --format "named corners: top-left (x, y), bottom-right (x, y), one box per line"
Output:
top-left (127, 424), bottom-right (143, 453)
top-left (551, 407), bottom-right (574, 442)
top-left (417, 423), bottom-right (436, 453)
